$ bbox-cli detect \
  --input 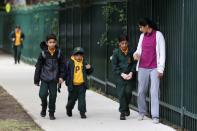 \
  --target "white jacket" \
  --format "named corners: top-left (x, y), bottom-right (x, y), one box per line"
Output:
top-left (134, 31), bottom-right (166, 73)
